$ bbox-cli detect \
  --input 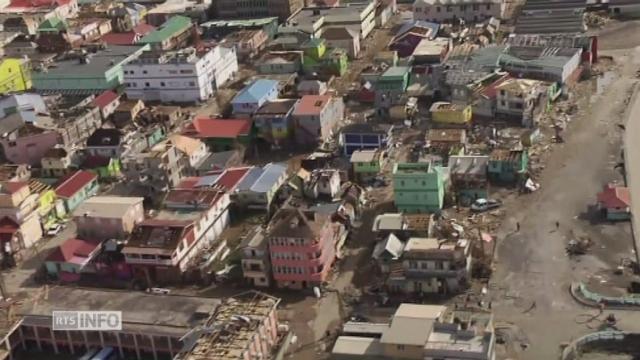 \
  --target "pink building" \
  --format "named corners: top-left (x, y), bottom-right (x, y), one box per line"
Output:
top-left (0, 123), bottom-right (60, 166)
top-left (268, 208), bottom-right (343, 289)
